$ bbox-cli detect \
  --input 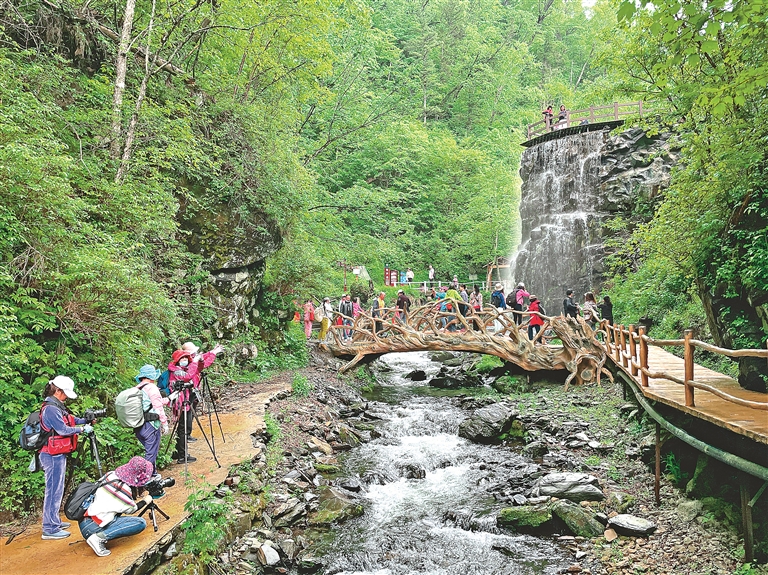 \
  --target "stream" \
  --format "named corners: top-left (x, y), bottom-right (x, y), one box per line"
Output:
top-left (319, 352), bottom-right (570, 575)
